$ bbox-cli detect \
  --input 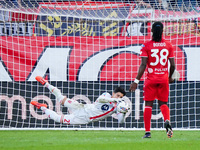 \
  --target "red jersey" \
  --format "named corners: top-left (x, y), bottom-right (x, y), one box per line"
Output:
top-left (140, 39), bottom-right (174, 83)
